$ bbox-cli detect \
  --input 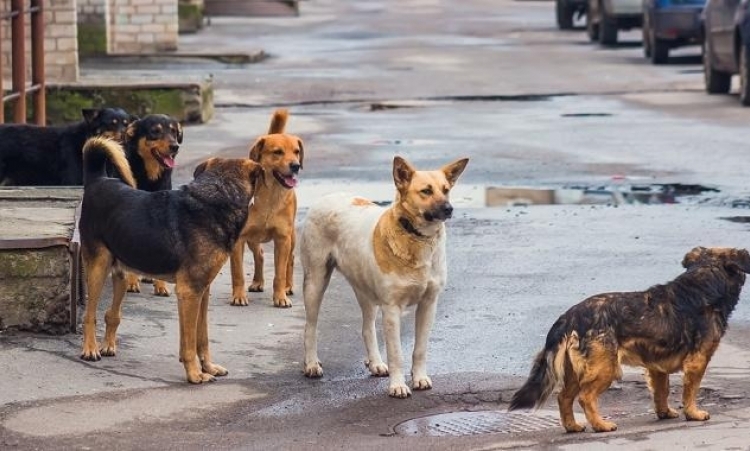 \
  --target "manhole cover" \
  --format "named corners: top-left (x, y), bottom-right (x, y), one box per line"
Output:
top-left (393, 410), bottom-right (560, 437)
